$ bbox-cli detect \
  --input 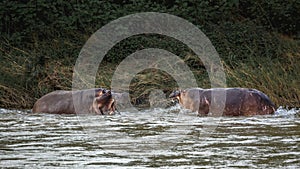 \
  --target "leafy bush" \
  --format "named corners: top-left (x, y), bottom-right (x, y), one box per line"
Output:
top-left (0, 0), bottom-right (299, 108)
